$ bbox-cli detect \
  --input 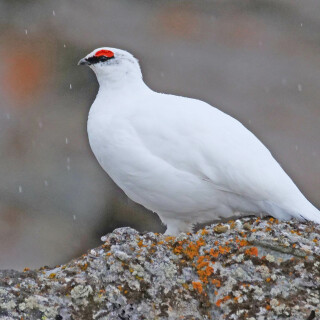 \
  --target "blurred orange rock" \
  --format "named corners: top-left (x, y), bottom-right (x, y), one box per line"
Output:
top-left (1, 33), bottom-right (54, 107)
